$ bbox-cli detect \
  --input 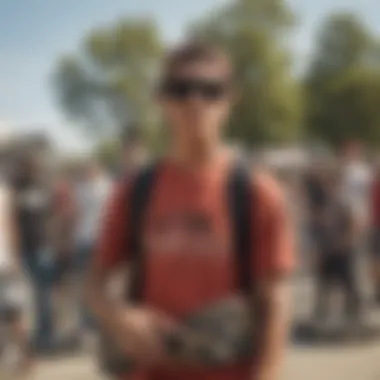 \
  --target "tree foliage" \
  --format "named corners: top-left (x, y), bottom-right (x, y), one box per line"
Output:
top-left (191, 0), bottom-right (302, 145)
top-left (53, 4), bottom-right (380, 148)
top-left (53, 18), bottom-right (163, 137)
top-left (306, 12), bottom-right (380, 146)
top-left (311, 68), bottom-right (380, 146)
